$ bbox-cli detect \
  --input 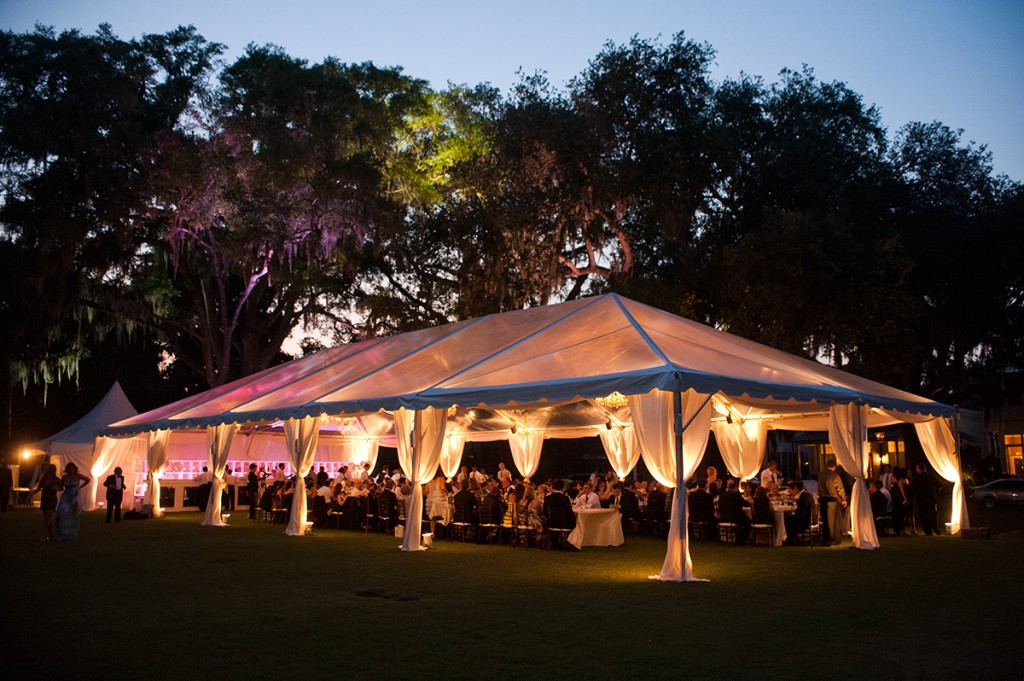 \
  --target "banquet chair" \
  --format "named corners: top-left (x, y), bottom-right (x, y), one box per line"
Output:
top-left (688, 520), bottom-right (715, 541)
top-left (364, 494), bottom-right (378, 533)
top-left (515, 514), bottom-right (534, 548)
top-left (478, 504), bottom-right (501, 544)
top-left (376, 496), bottom-right (392, 534)
top-left (545, 506), bottom-right (575, 550)
top-left (797, 502), bottom-right (823, 546)
top-left (750, 523), bottom-right (774, 547)
top-left (718, 522), bottom-right (738, 543)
